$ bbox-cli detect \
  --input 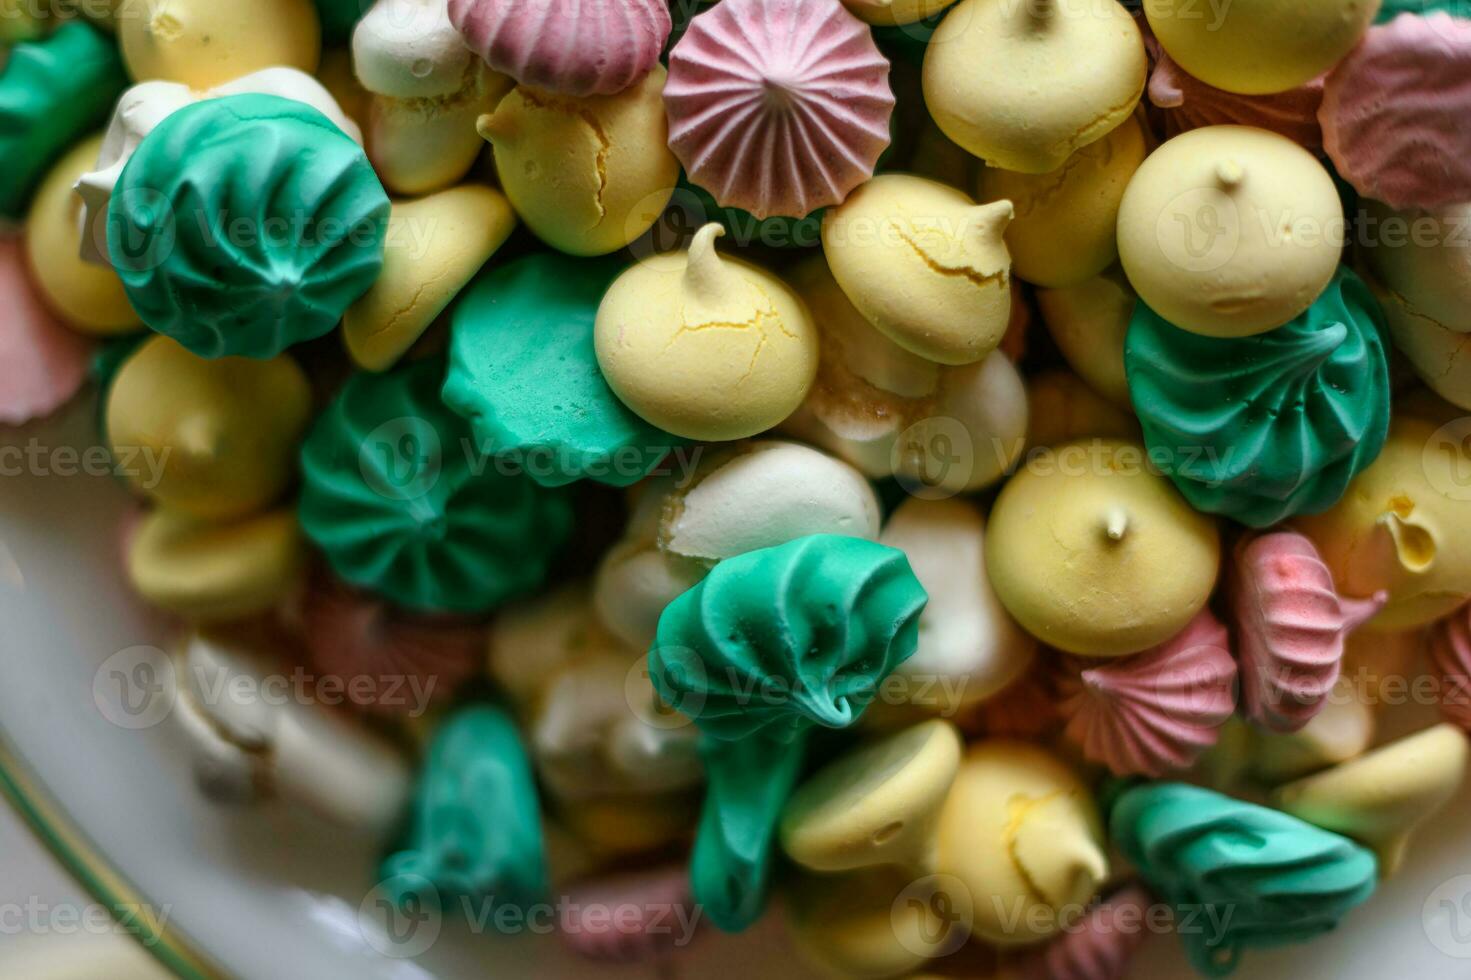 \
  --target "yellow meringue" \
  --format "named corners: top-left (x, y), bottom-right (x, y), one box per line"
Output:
top-left (1274, 724), bottom-right (1469, 875)
top-left (127, 507), bottom-right (305, 621)
top-left (786, 867), bottom-right (955, 980)
top-left (367, 65), bottom-right (512, 197)
top-left (923, 0), bottom-right (1146, 173)
top-left (116, 0), bottom-right (321, 89)
top-left (823, 174), bottom-right (1013, 366)
top-left (343, 184), bottom-right (516, 371)
top-left (1249, 686), bottom-right (1376, 785)
top-left (1036, 269), bottom-right (1135, 407)
top-left (478, 66), bottom-right (678, 256)
top-left (840, 0), bottom-right (961, 26)
top-left (1117, 125), bottom-right (1342, 338)
top-left (24, 135), bottom-right (140, 335)
top-left (106, 336), bottom-right (311, 520)
top-left (986, 439), bottom-right (1221, 657)
top-left (933, 740), bottom-right (1109, 947)
top-left (978, 114), bottom-right (1147, 289)
top-left (780, 720), bottom-right (963, 873)
top-left (1297, 416), bottom-right (1471, 629)
top-left (594, 225), bottom-right (819, 441)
